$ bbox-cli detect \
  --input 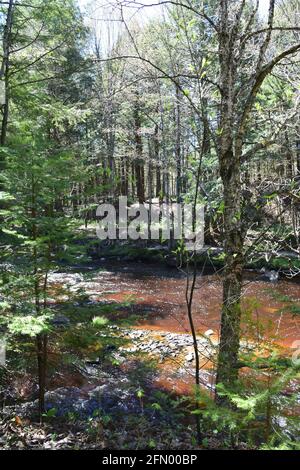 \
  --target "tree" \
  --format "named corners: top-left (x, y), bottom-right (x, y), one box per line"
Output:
top-left (215, 0), bottom-right (300, 395)
top-left (93, 0), bottom-right (300, 399)
top-left (0, 0), bottom-right (88, 418)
